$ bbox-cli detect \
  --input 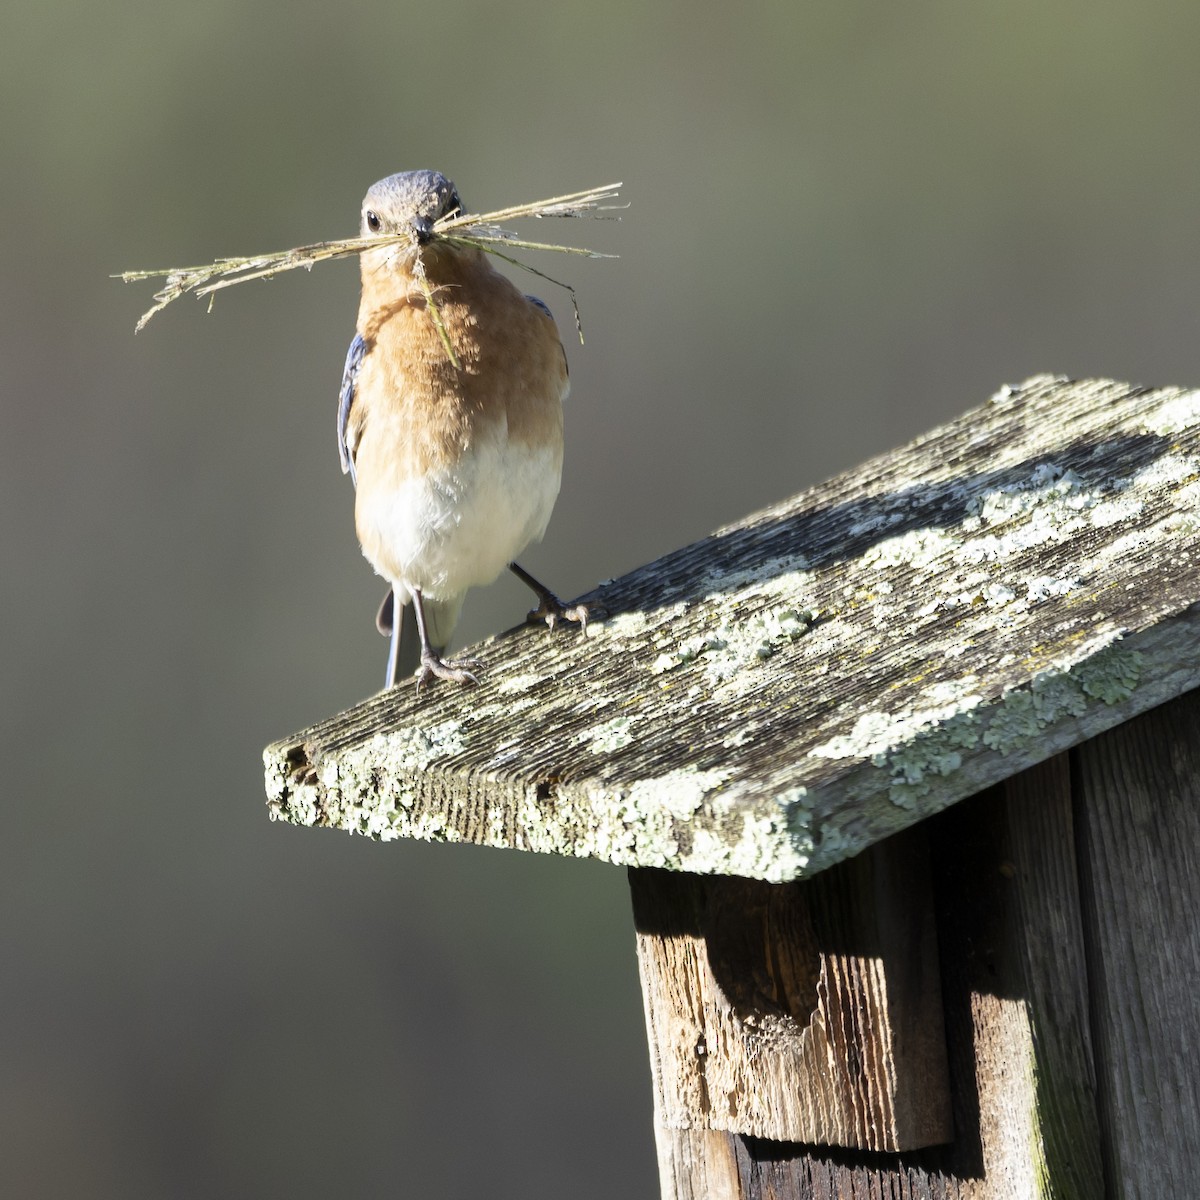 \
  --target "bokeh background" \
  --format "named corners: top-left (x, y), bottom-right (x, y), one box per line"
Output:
top-left (5, 2), bottom-right (1200, 1195)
